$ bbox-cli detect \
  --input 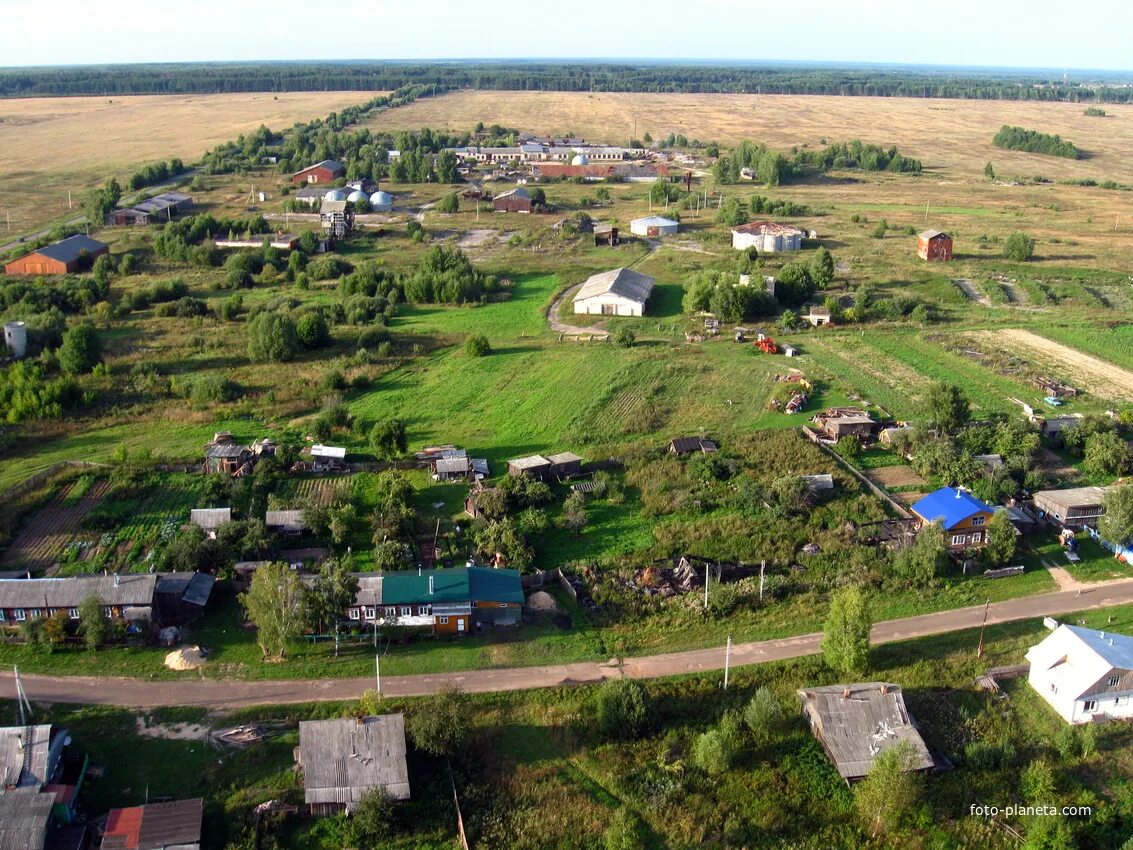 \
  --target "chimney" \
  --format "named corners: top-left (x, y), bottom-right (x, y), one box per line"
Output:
top-left (428, 576), bottom-right (434, 596)
top-left (842, 688), bottom-right (851, 699)
top-left (880, 684), bottom-right (889, 695)
top-left (955, 488), bottom-right (962, 499)
top-left (113, 573), bottom-right (120, 587)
